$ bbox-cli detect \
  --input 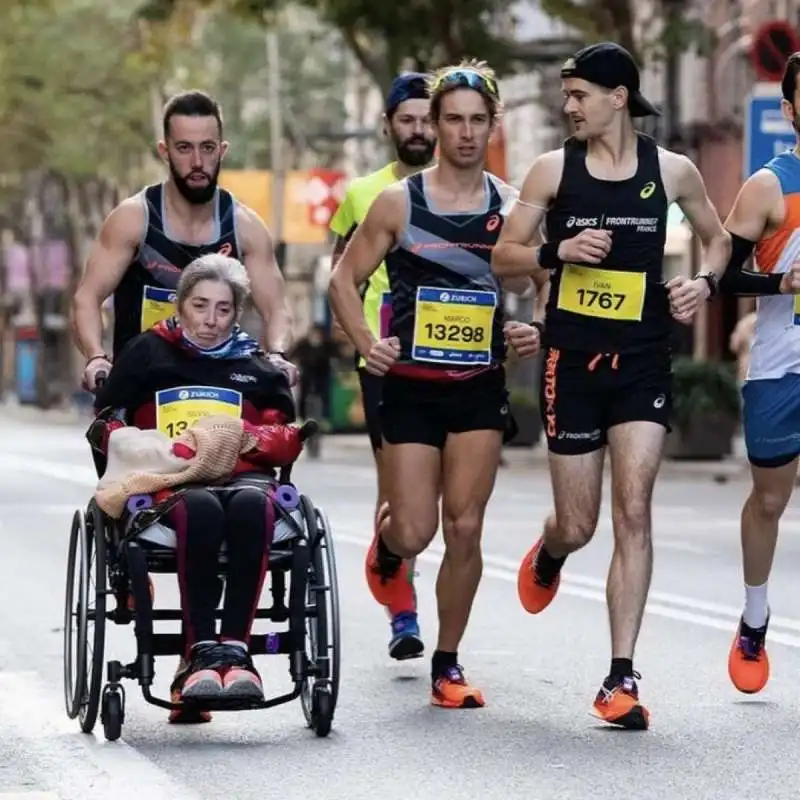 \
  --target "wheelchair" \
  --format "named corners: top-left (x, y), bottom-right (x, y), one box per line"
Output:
top-left (62, 412), bottom-right (341, 743)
